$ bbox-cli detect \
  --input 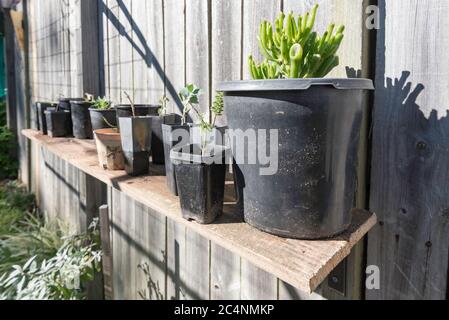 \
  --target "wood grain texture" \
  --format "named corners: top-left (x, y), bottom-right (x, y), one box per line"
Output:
top-left (186, 0), bottom-right (210, 115)
top-left (368, 0), bottom-right (449, 300)
top-left (163, 0), bottom-right (185, 114)
top-left (23, 129), bottom-right (377, 294)
top-left (211, 0), bottom-right (242, 126)
top-left (210, 243), bottom-right (241, 300)
top-left (146, 0), bottom-right (166, 103)
top-left (242, 0), bottom-right (281, 80)
top-left (99, 205), bottom-right (114, 300)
